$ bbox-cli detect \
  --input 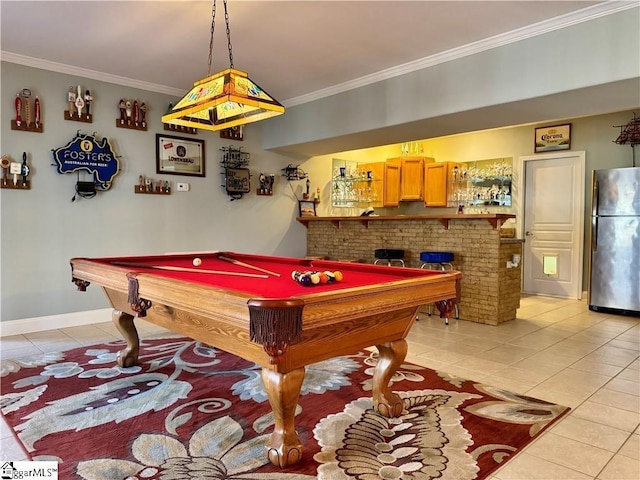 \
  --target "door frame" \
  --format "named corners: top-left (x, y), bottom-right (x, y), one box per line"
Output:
top-left (516, 151), bottom-right (586, 299)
